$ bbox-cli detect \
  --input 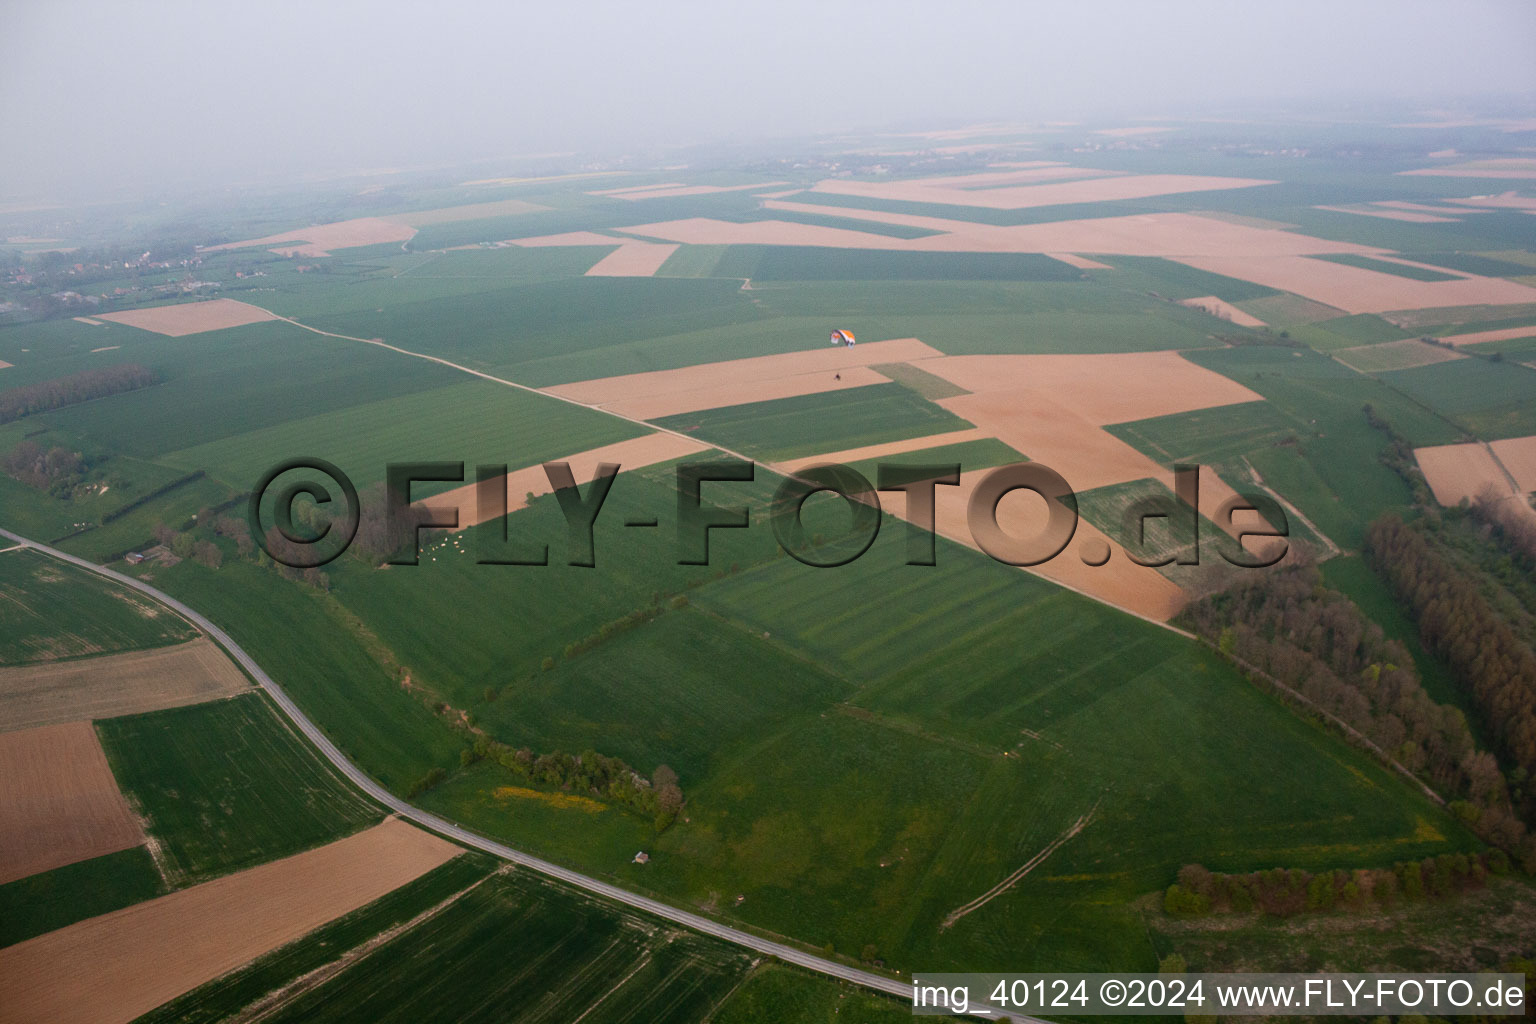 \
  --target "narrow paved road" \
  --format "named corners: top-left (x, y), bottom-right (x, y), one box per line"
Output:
top-left (0, 527), bottom-right (1029, 1021)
